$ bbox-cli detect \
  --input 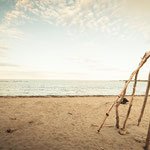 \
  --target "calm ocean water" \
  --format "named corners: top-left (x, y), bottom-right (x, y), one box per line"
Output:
top-left (0, 80), bottom-right (148, 96)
